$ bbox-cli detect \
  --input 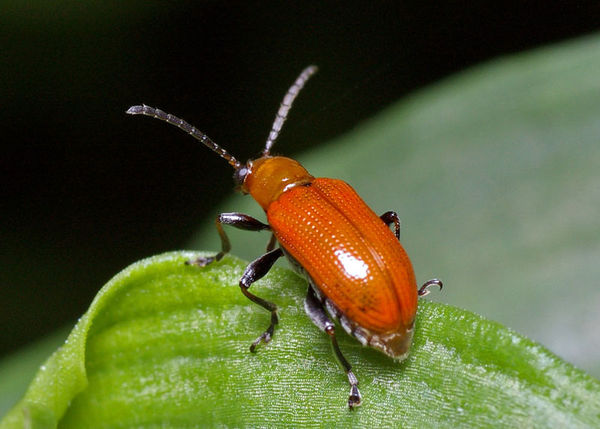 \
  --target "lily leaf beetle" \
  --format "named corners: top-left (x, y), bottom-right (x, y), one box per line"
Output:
top-left (127, 66), bottom-right (442, 408)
